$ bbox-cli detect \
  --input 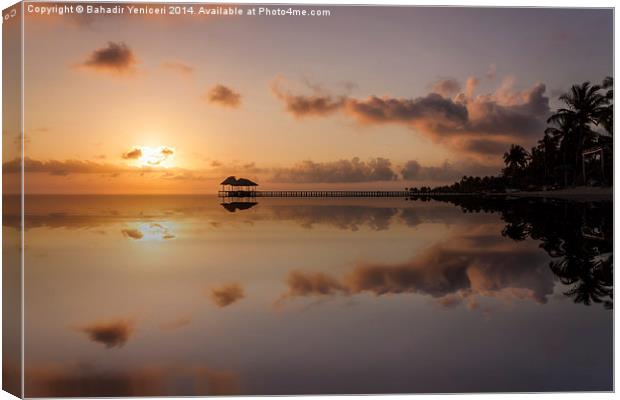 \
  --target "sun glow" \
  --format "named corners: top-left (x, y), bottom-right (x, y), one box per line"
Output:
top-left (124, 146), bottom-right (176, 168)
